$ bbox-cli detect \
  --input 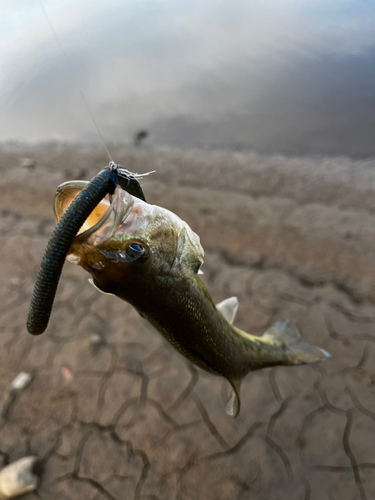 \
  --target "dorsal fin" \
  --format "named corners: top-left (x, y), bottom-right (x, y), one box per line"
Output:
top-left (216, 297), bottom-right (238, 324)
top-left (88, 278), bottom-right (114, 296)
